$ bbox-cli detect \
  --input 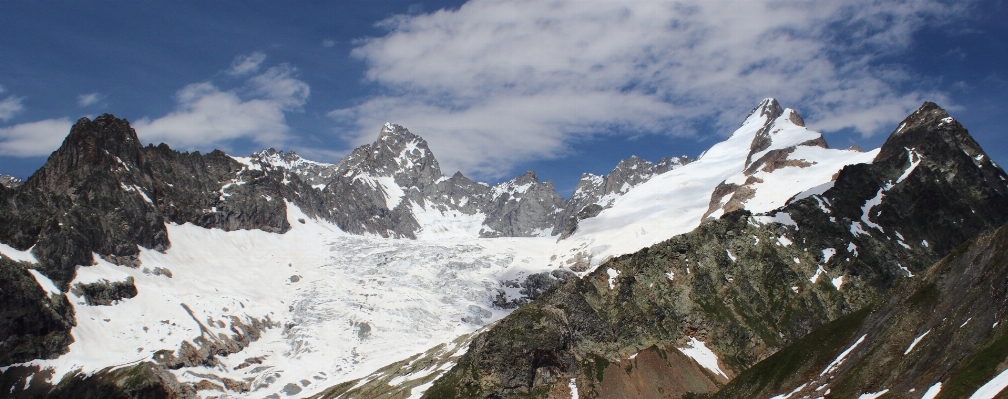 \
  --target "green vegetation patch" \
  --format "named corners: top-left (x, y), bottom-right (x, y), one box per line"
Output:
top-left (935, 328), bottom-right (1008, 399)
top-left (712, 306), bottom-right (872, 399)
